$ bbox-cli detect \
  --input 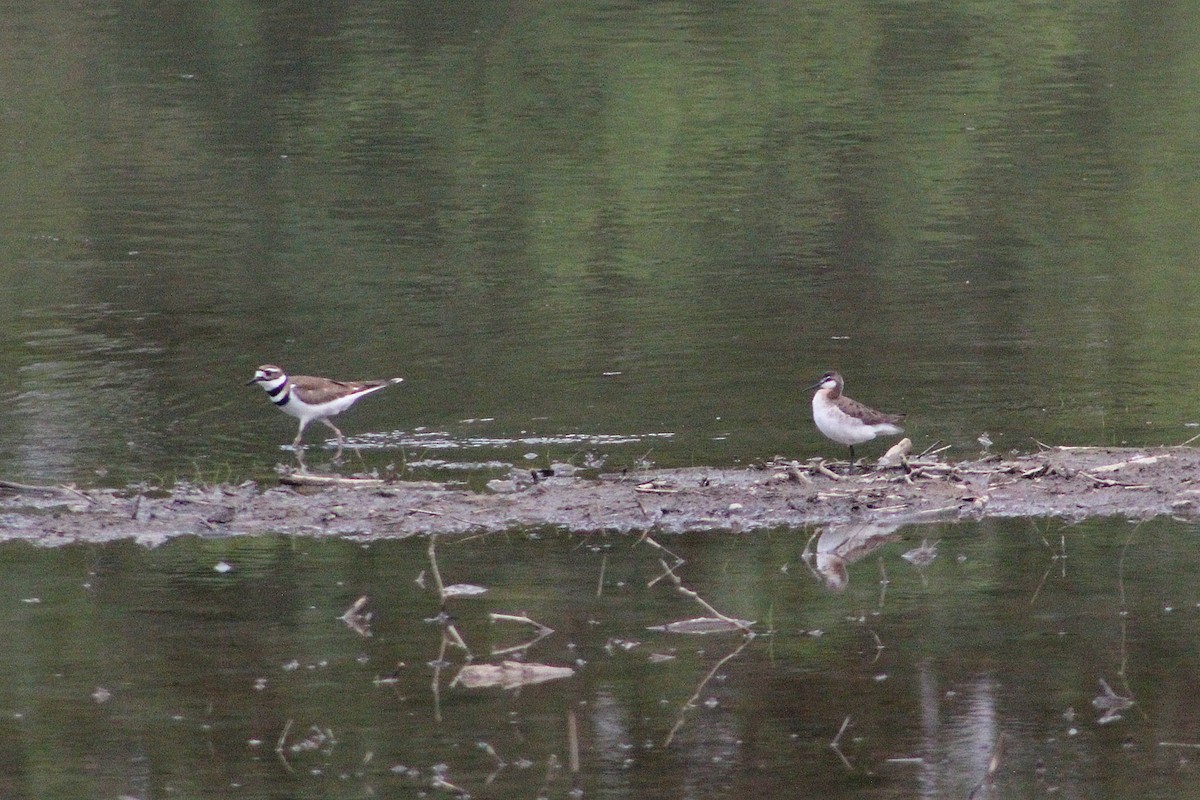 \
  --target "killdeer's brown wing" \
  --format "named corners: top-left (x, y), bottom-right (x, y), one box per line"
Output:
top-left (835, 395), bottom-right (905, 427)
top-left (290, 375), bottom-right (388, 405)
